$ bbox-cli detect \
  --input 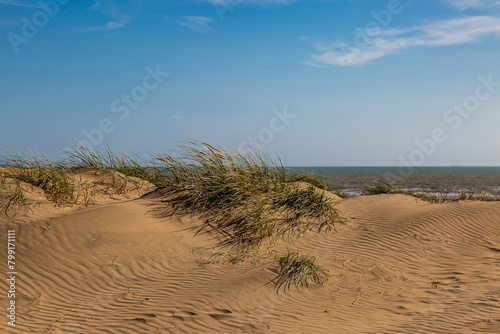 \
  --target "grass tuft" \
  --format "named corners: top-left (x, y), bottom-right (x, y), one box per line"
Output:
top-left (0, 179), bottom-right (32, 215)
top-left (0, 147), bottom-right (158, 206)
top-left (287, 173), bottom-right (329, 190)
top-left (274, 251), bottom-right (329, 291)
top-left (363, 179), bottom-right (404, 195)
top-left (156, 140), bottom-right (340, 252)
top-left (363, 178), bottom-right (499, 202)
top-left (0, 149), bottom-right (78, 206)
top-left (287, 172), bottom-right (347, 198)
top-left (458, 189), bottom-right (498, 201)
top-left (67, 145), bottom-right (167, 187)
top-left (274, 184), bottom-right (338, 233)
top-left (363, 179), bottom-right (442, 203)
